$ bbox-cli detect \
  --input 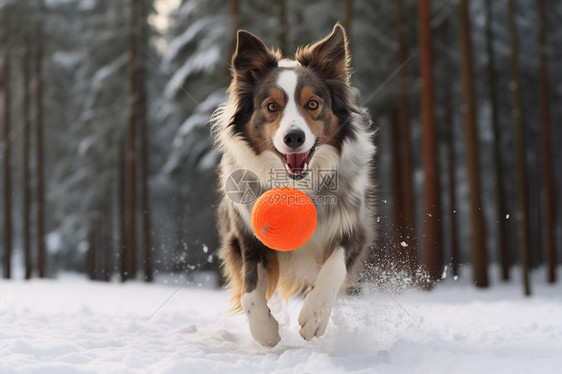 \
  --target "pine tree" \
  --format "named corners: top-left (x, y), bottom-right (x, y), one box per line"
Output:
top-left (34, 0), bottom-right (47, 278)
top-left (445, 83), bottom-right (459, 278)
top-left (508, 0), bottom-right (531, 296)
top-left (485, 0), bottom-right (510, 282)
top-left (125, 0), bottom-right (139, 280)
top-left (390, 108), bottom-right (406, 267)
top-left (159, 0), bottom-right (230, 271)
top-left (22, 35), bottom-right (33, 279)
top-left (537, 0), bottom-right (556, 284)
top-left (278, 0), bottom-right (288, 55)
top-left (2, 16), bottom-right (12, 279)
top-left (138, 0), bottom-right (153, 282)
top-left (395, 0), bottom-right (417, 275)
top-left (419, 0), bottom-right (443, 285)
top-left (119, 140), bottom-right (128, 281)
top-left (458, 0), bottom-right (488, 288)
